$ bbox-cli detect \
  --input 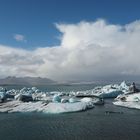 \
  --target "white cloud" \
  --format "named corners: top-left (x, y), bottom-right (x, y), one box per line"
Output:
top-left (13, 34), bottom-right (26, 42)
top-left (1, 19), bottom-right (140, 81)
